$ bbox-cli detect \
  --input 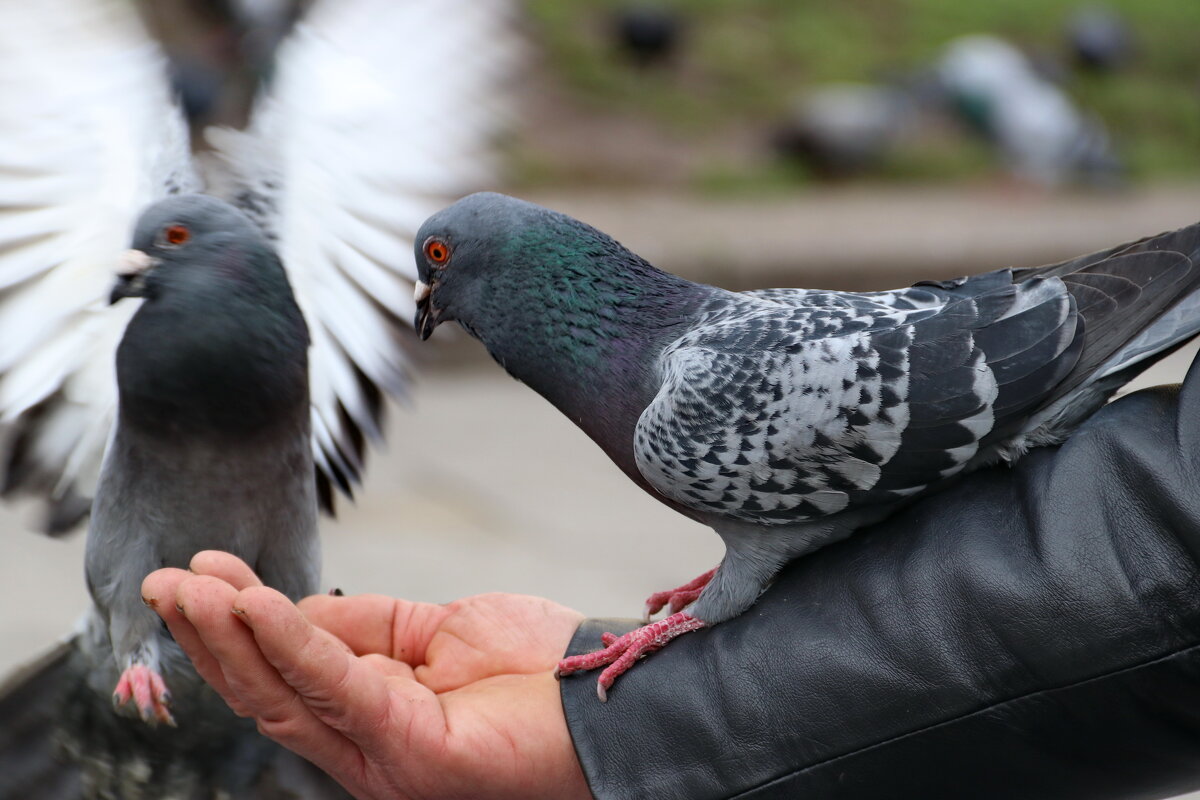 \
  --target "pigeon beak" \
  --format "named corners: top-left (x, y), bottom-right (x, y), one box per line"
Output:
top-left (414, 280), bottom-right (440, 341)
top-left (414, 280), bottom-right (431, 305)
top-left (110, 250), bottom-right (160, 305)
